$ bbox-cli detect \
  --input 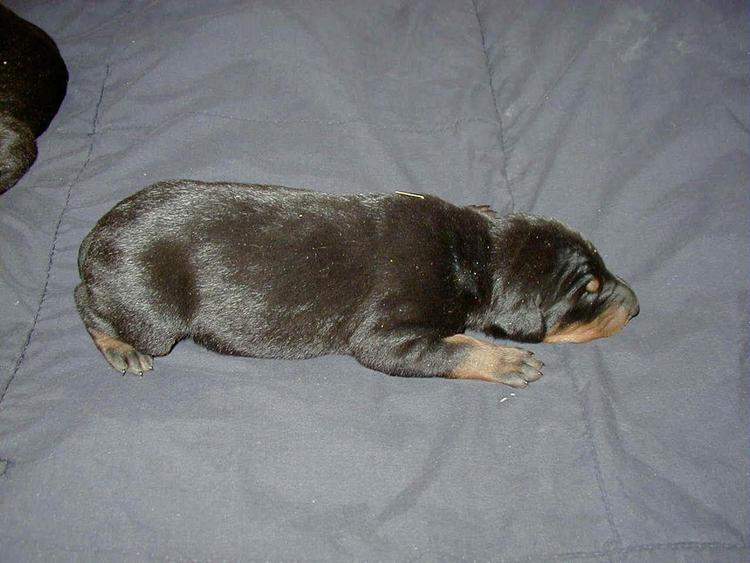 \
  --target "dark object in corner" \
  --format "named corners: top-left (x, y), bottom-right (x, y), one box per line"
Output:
top-left (0, 5), bottom-right (68, 194)
top-left (75, 181), bottom-right (639, 387)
